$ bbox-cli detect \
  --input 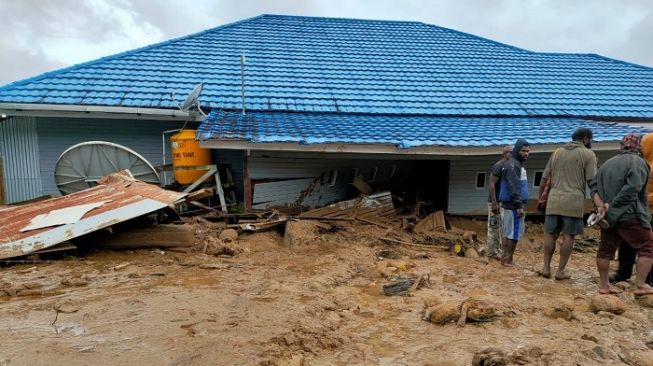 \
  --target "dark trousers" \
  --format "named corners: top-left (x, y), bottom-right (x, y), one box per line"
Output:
top-left (615, 241), bottom-right (653, 285)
